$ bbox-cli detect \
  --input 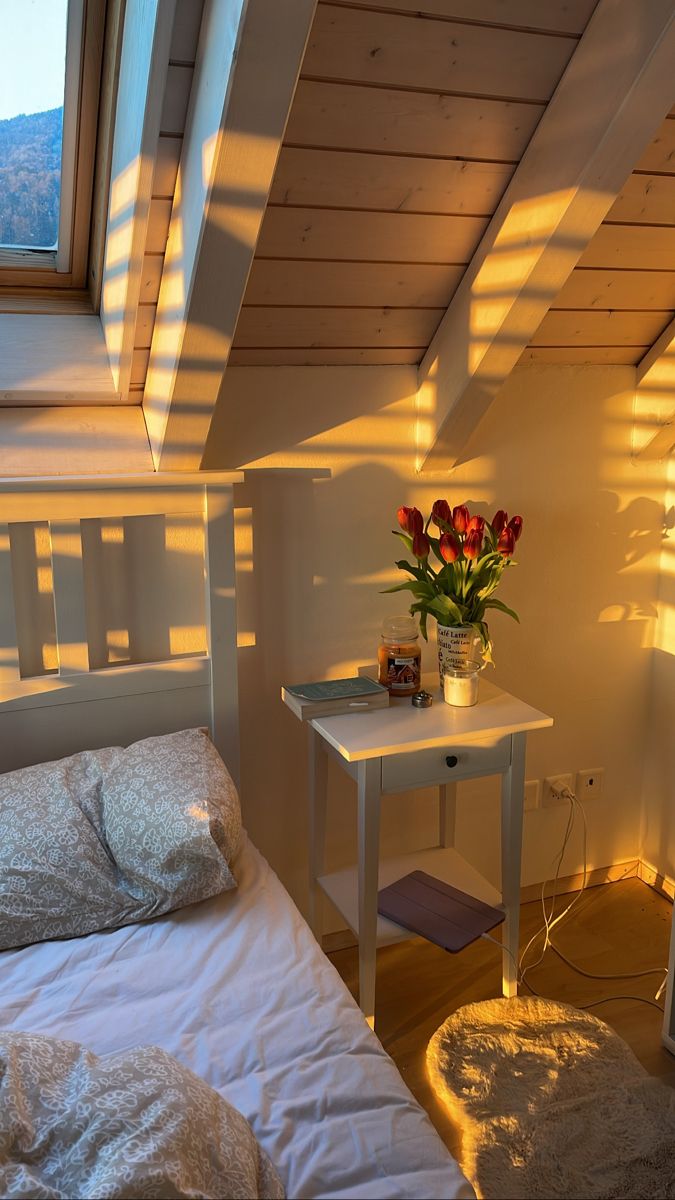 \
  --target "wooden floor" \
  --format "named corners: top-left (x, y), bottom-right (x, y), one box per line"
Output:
top-left (329, 877), bottom-right (675, 1161)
